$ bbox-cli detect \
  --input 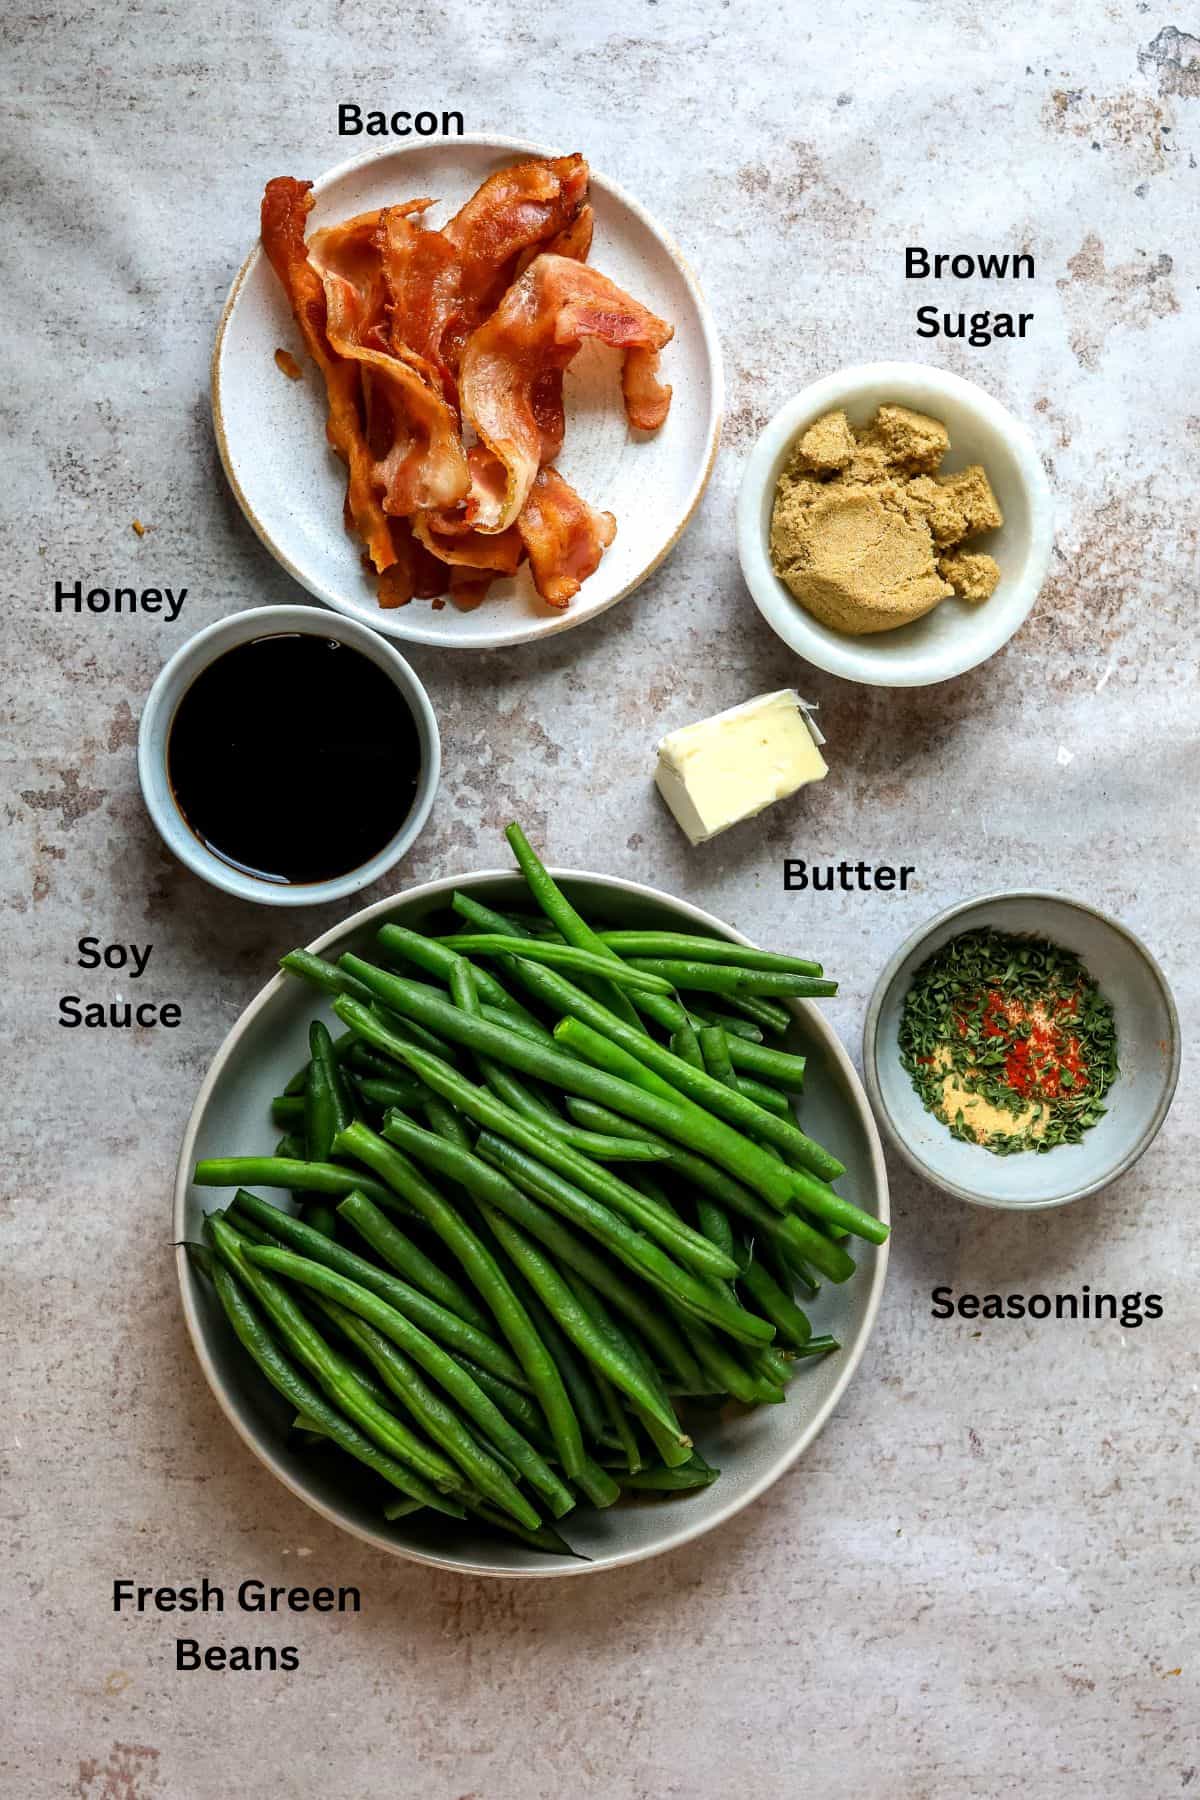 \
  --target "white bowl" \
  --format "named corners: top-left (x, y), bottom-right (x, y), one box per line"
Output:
top-left (863, 892), bottom-right (1179, 1209)
top-left (175, 869), bottom-right (889, 1576)
top-left (213, 137), bottom-right (724, 651)
top-left (138, 605), bottom-right (440, 907)
top-left (737, 361), bottom-right (1054, 687)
